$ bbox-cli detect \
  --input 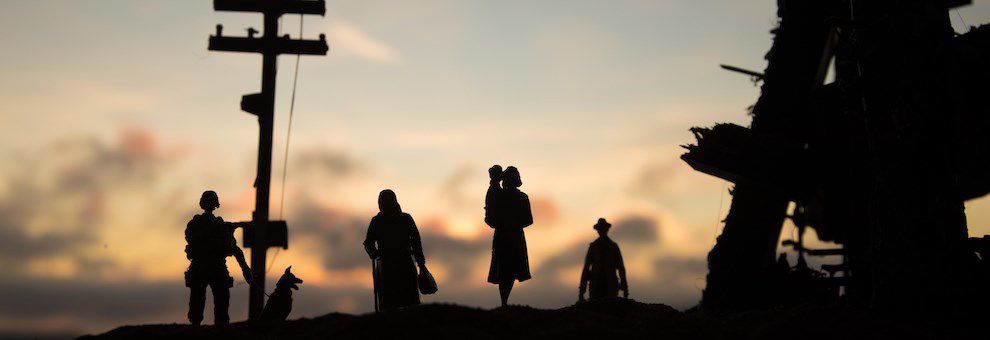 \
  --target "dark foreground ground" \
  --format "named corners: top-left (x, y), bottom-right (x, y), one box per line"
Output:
top-left (80, 298), bottom-right (987, 340)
